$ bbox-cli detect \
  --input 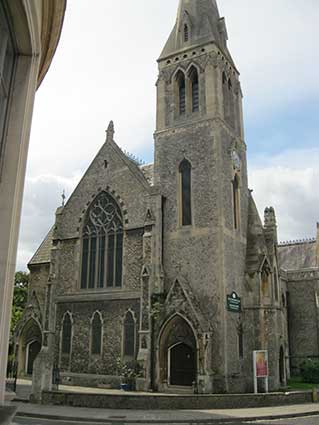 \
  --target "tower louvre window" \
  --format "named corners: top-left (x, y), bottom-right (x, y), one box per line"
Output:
top-left (179, 159), bottom-right (192, 226)
top-left (81, 191), bottom-right (123, 290)
top-left (61, 313), bottom-right (72, 355)
top-left (176, 71), bottom-right (186, 115)
top-left (123, 311), bottom-right (135, 357)
top-left (91, 312), bottom-right (102, 356)
top-left (189, 66), bottom-right (199, 112)
top-left (184, 24), bottom-right (189, 42)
